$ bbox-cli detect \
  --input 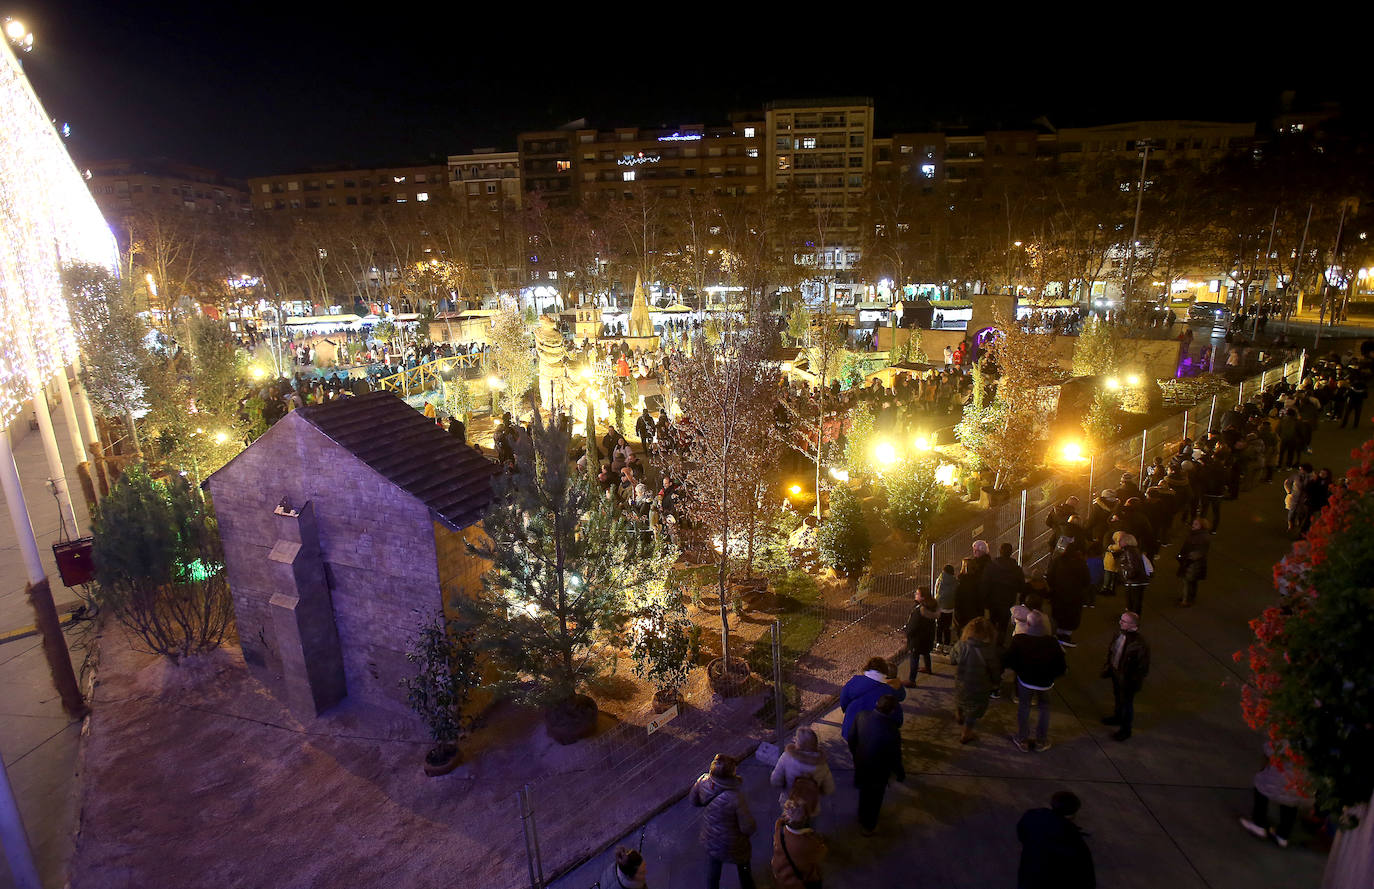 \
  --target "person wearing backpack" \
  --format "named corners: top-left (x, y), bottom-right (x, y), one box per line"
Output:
top-left (769, 727), bottom-right (836, 817)
top-left (771, 797), bottom-right (827, 889)
top-left (690, 754), bottom-right (758, 889)
top-left (1112, 533), bottom-right (1150, 616)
